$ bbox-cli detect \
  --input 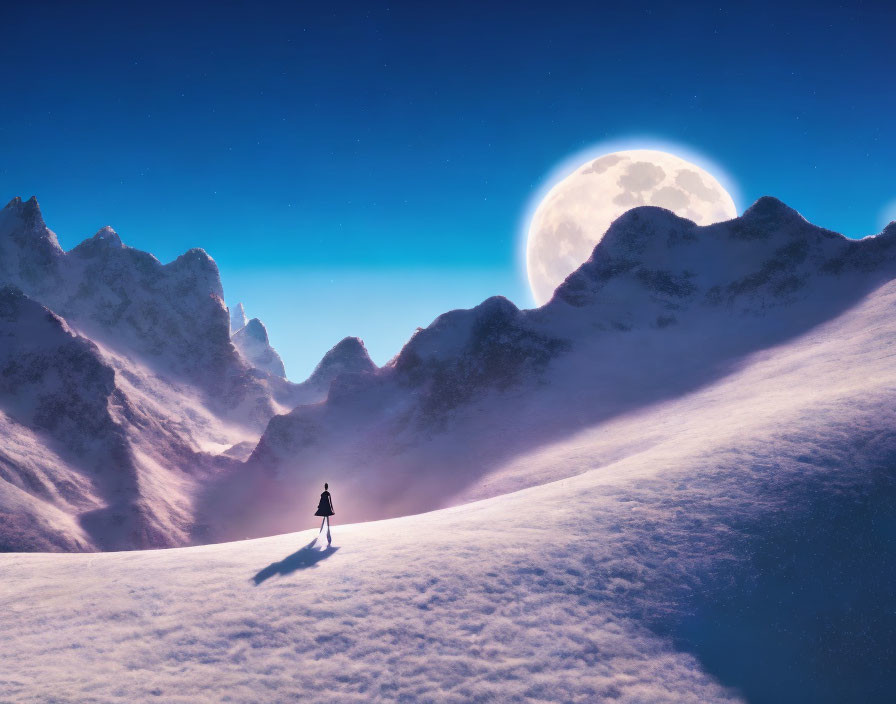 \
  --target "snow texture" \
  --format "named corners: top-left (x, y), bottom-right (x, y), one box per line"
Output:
top-left (2, 280), bottom-right (895, 700)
